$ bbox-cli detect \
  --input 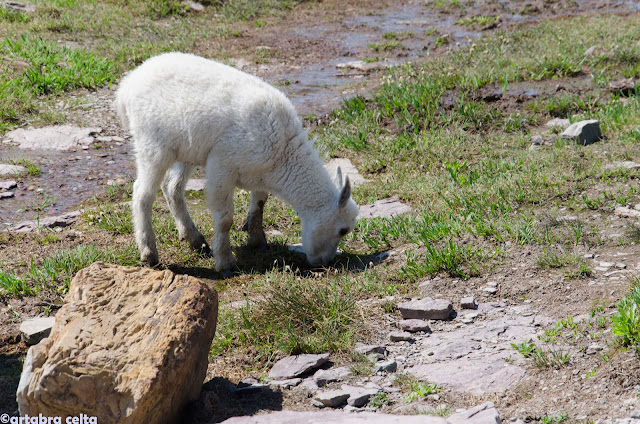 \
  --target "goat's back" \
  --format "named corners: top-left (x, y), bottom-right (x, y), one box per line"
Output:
top-left (115, 52), bottom-right (303, 167)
